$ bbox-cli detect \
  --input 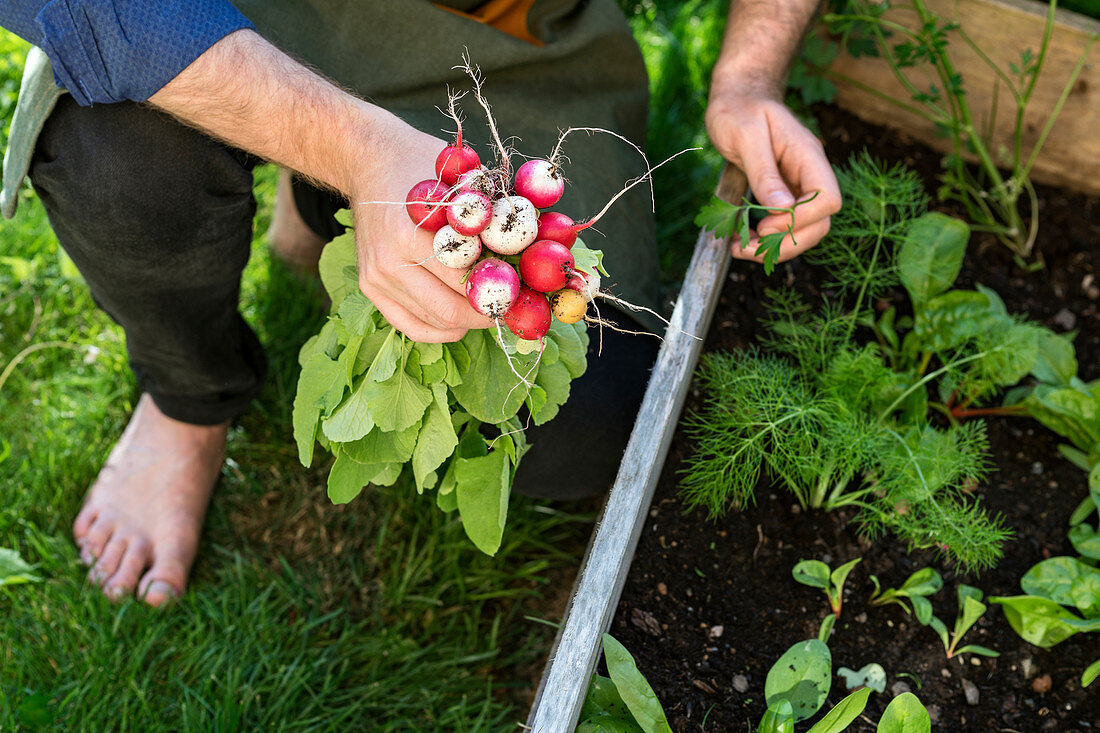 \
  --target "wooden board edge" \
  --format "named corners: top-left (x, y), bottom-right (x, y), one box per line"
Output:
top-left (524, 165), bottom-right (746, 733)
